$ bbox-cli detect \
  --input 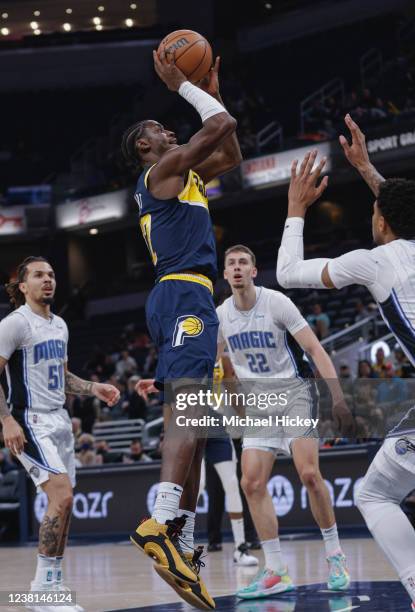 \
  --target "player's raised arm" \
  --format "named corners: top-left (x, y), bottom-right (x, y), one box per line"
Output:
top-left (152, 50), bottom-right (237, 179)
top-left (339, 114), bottom-right (385, 196)
top-left (277, 151), bottom-right (379, 291)
top-left (0, 356), bottom-right (27, 454)
top-left (192, 57), bottom-right (243, 183)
